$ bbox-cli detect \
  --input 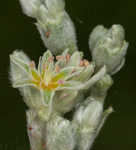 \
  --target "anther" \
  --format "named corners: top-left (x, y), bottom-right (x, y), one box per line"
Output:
top-left (45, 31), bottom-right (50, 38)
top-left (83, 59), bottom-right (89, 66)
top-left (55, 65), bottom-right (60, 73)
top-left (48, 56), bottom-right (54, 62)
top-left (80, 60), bottom-right (84, 67)
top-left (56, 55), bottom-right (64, 60)
top-left (29, 61), bottom-right (35, 69)
top-left (66, 53), bottom-right (70, 62)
